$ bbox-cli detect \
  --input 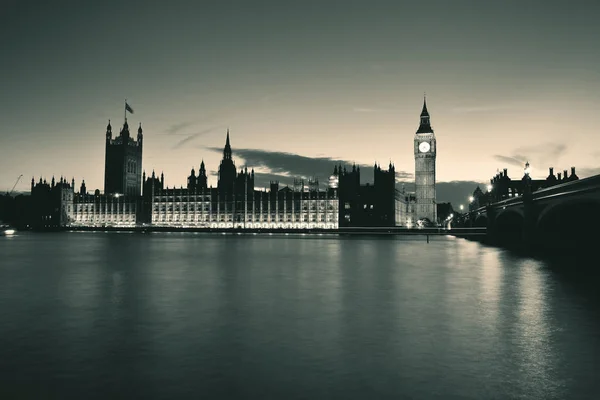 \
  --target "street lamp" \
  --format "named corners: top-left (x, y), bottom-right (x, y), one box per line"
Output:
top-left (469, 196), bottom-right (474, 203)
top-left (487, 184), bottom-right (493, 192)
top-left (524, 161), bottom-right (531, 176)
top-left (459, 204), bottom-right (464, 211)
